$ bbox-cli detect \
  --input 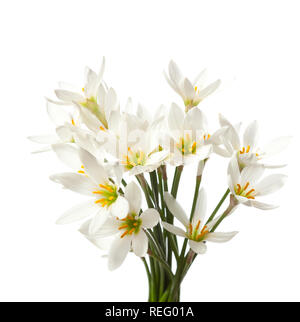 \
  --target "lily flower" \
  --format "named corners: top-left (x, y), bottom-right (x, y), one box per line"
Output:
top-left (218, 114), bottom-right (291, 169)
top-left (164, 60), bottom-right (221, 111)
top-left (163, 103), bottom-right (226, 165)
top-left (162, 189), bottom-right (238, 254)
top-left (50, 148), bottom-right (128, 229)
top-left (228, 156), bottom-right (287, 210)
top-left (80, 182), bottom-right (160, 270)
top-left (51, 58), bottom-right (119, 130)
